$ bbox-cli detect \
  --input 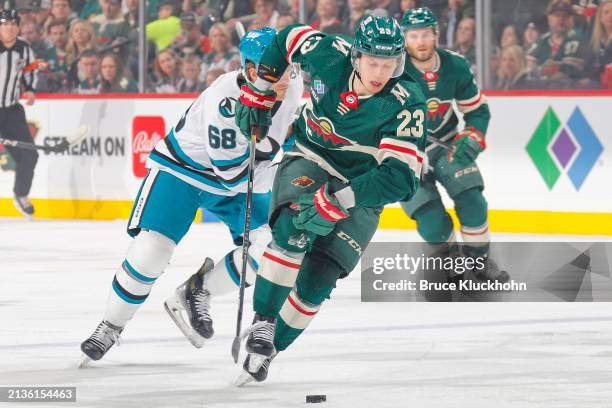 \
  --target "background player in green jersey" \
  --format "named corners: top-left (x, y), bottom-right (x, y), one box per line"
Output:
top-left (233, 16), bottom-right (427, 385)
top-left (399, 7), bottom-right (508, 282)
